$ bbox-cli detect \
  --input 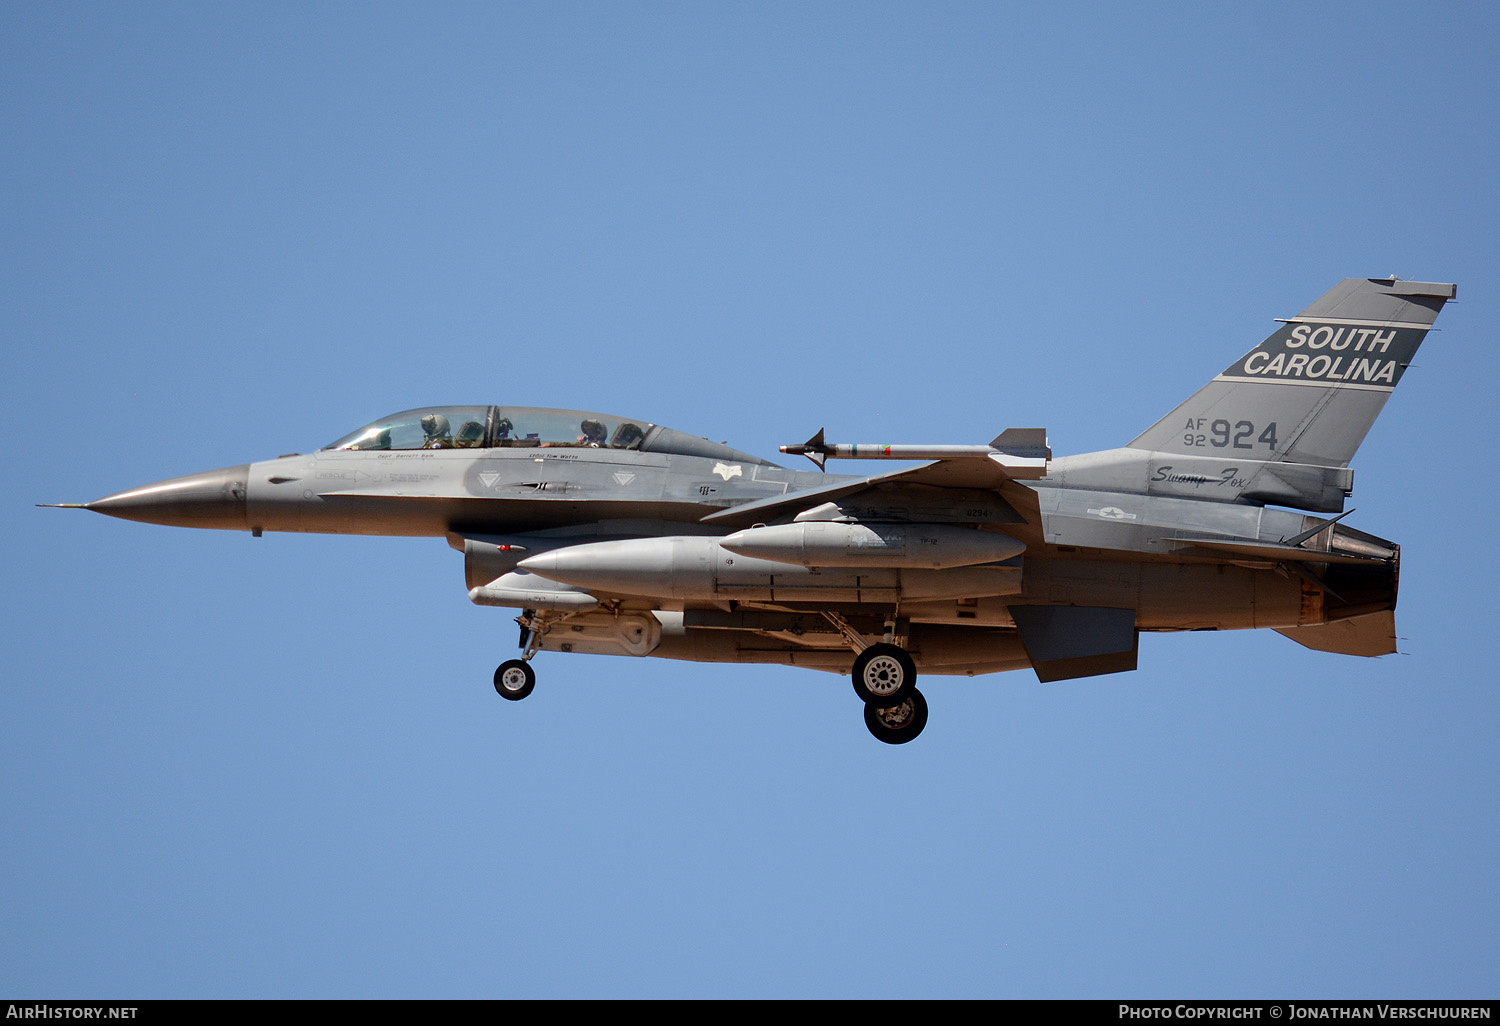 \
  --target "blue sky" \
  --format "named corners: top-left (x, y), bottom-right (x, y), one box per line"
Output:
top-left (5, 2), bottom-right (1498, 998)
